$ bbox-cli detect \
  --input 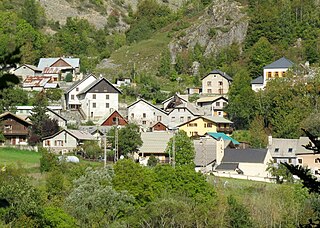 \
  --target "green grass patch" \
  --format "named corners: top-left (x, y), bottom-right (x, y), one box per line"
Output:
top-left (0, 147), bottom-right (41, 168)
